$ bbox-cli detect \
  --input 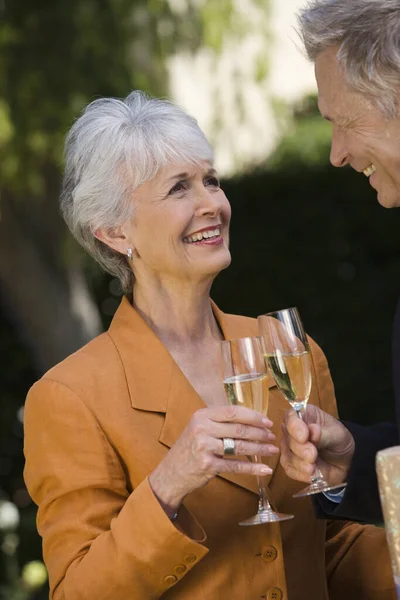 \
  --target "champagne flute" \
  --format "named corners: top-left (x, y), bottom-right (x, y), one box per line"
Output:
top-left (221, 336), bottom-right (294, 524)
top-left (258, 307), bottom-right (347, 498)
